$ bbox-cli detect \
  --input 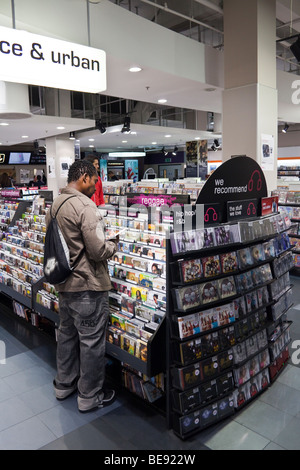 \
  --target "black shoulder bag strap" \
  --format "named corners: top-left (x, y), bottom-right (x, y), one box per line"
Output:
top-left (49, 194), bottom-right (85, 270)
